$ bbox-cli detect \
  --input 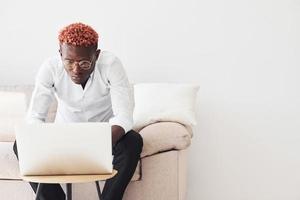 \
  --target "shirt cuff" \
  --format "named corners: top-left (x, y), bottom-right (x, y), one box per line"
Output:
top-left (109, 116), bottom-right (133, 134)
top-left (25, 115), bottom-right (45, 124)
